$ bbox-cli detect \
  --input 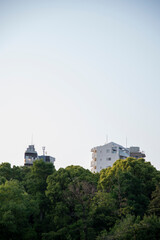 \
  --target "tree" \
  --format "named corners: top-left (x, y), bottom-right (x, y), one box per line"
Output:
top-left (0, 162), bottom-right (12, 181)
top-left (25, 159), bottom-right (54, 194)
top-left (134, 215), bottom-right (160, 240)
top-left (98, 158), bottom-right (160, 216)
top-left (24, 160), bottom-right (55, 238)
top-left (91, 191), bottom-right (117, 234)
top-left (96, 214), bottom-right (138, 240)
top-left (148, 185), bottom-right (160, 216)
top-left (45, 166), bottom-right (98, 240)
top-left (0, 180), bottom-right (39, 240)
top-left (97, 214), bottom-right (160, 240)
